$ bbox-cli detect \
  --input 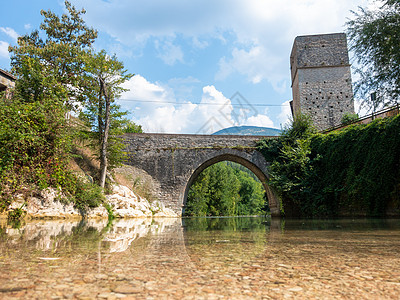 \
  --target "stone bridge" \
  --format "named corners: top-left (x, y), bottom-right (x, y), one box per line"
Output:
top-left (123, 133), bottom-right (281, 217)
